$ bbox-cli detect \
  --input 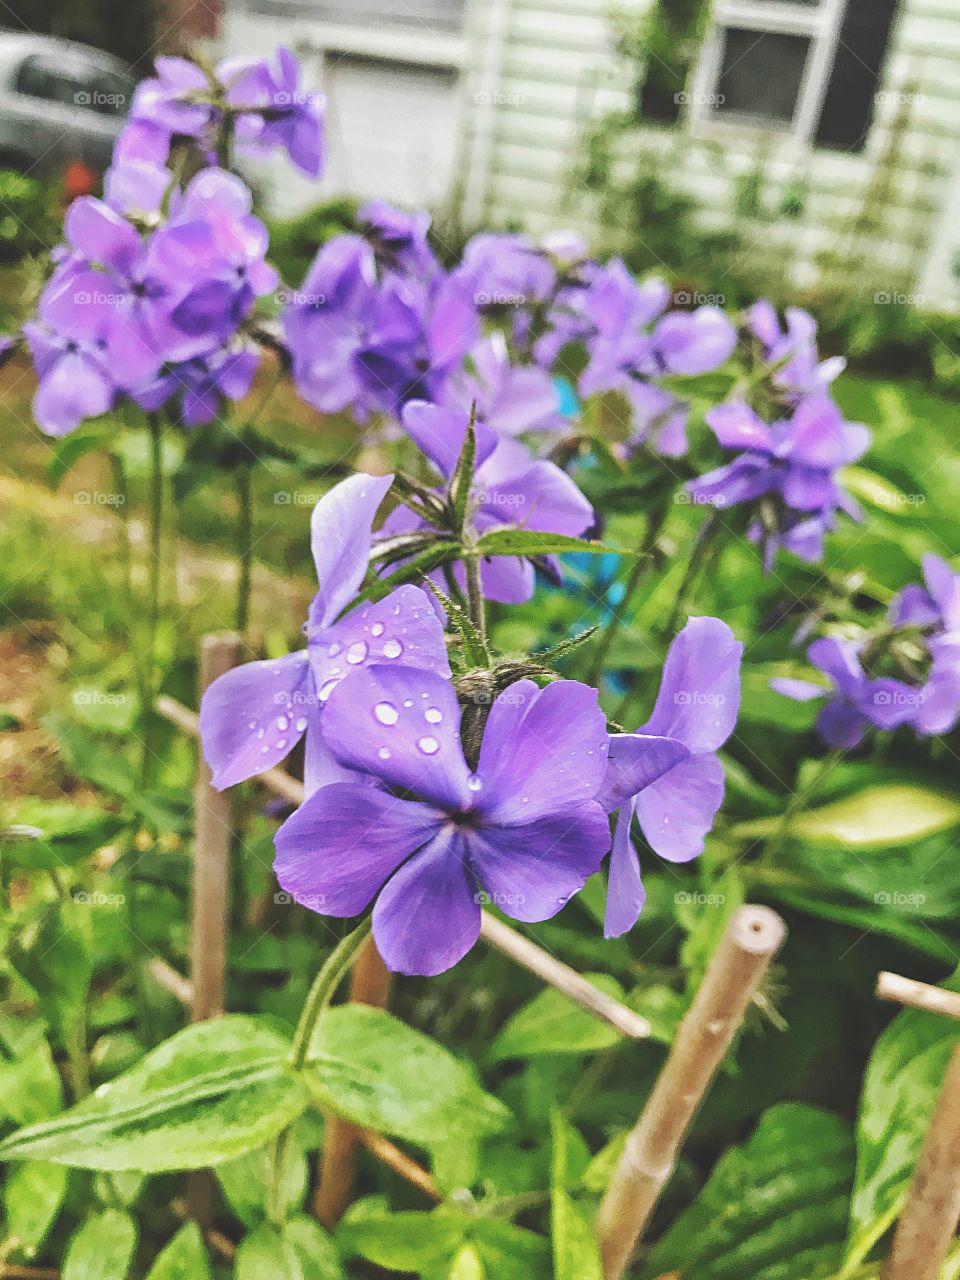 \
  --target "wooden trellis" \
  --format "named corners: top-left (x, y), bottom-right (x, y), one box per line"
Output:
top-left (153, 633), bottom-right (789, 1277)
